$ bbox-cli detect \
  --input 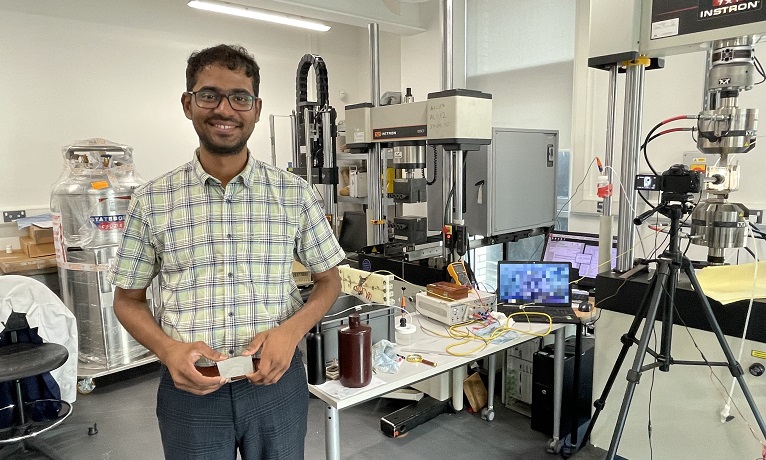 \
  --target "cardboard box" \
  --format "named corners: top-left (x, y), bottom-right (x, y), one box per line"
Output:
top-left (0, 250), bottom-right (57, 274)
top-left (28, 225), bottom-right (54, 244)
top-left (292, 260), bottom-right (312, 286)
top-left (20, 236), bottom-right (55, 258)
